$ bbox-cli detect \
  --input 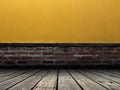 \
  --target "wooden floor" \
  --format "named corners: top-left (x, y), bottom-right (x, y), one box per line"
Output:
top-left (0, 68), bottom-right (120, 90)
